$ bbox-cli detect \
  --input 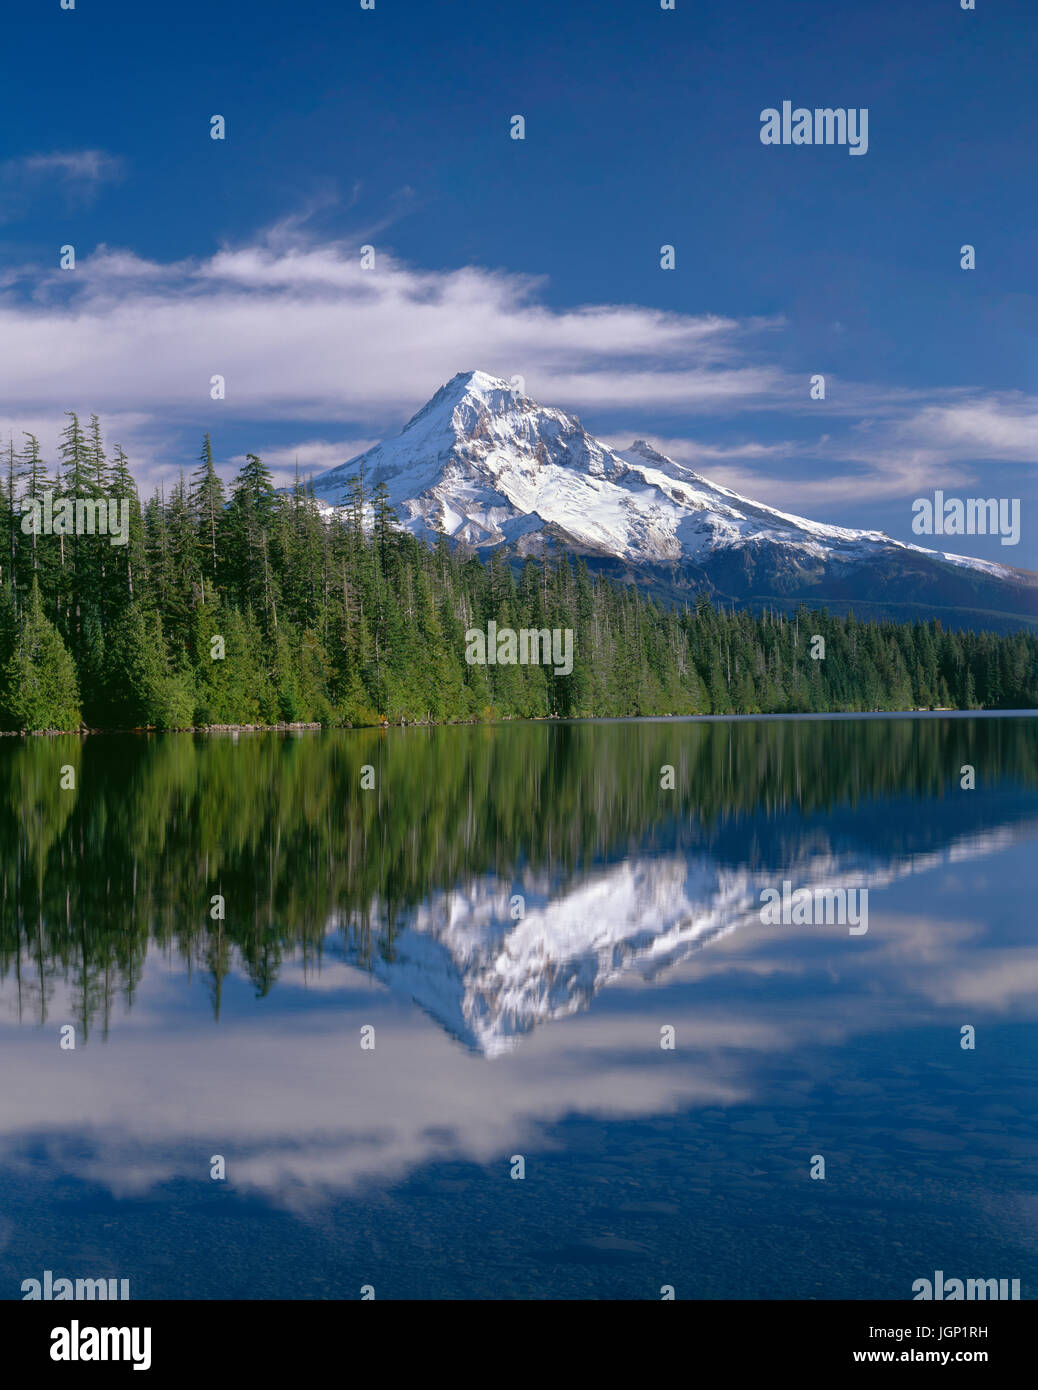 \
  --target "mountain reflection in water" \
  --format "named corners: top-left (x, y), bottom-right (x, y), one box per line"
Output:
top-left (1, 715), bottom-right (1036, 1299)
